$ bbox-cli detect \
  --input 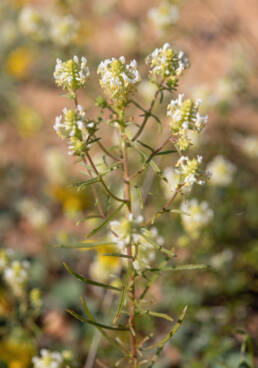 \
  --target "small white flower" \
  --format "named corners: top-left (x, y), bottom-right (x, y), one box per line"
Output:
top-left (176, 155), bottom-right (206, 190)
top-left (97, 56), bottom-right (141, 102)
top-left (167, 94), bottom-right (208, 151)
top-left (54, 105), bottom-right (94, 156)
top-left (207, 155), bottom-right (236, 186)
top-left (19, 6), bottom-right (47, 41)
top-left (235, 135), bottom-right (258, 159)
top-left (149, 2), bottom-right (179, 31)
top-left (50, 15), bottom-right (79, 46)
top-left (146, 43), bottom-right (189, 82)
top-left (32, 349), bottom-right (64, 368)
top-left (4, 260), bottom-right (30, 296)
top-left (54, 56), bottom-right (90, 92)
top-left (180, 199), bottom-right (213, 237)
